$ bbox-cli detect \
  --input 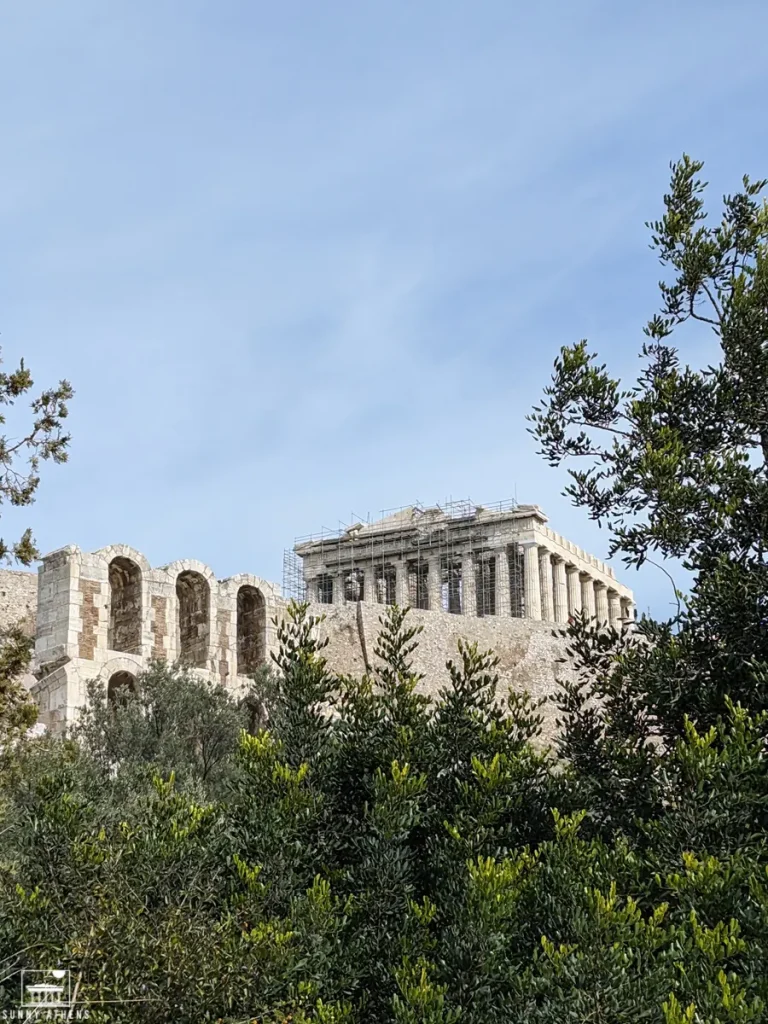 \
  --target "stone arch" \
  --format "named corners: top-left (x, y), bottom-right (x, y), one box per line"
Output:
top-left (176, 570), bottom-right (210, 667)
top-left (107, 670), bottom-right (136, 704)
top-left (108, 556), bottom-right (143, 654)
top-left (237, 584), bottom-right (266, 675)
top-left (94, 545), bottom-right (151, 575)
